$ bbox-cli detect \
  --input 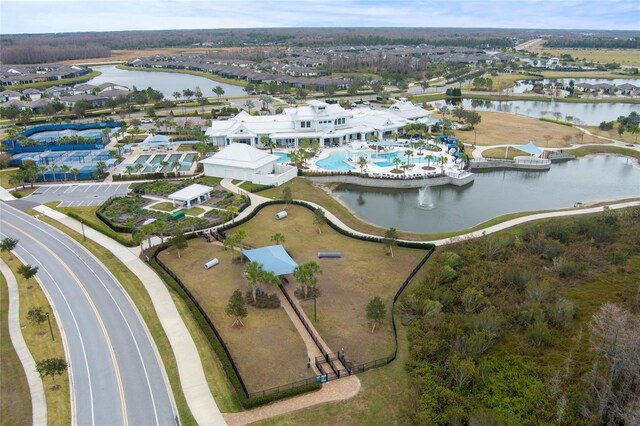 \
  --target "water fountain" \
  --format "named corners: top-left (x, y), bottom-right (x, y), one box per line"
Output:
top-left (417, 178), bottom-right (435, 210)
